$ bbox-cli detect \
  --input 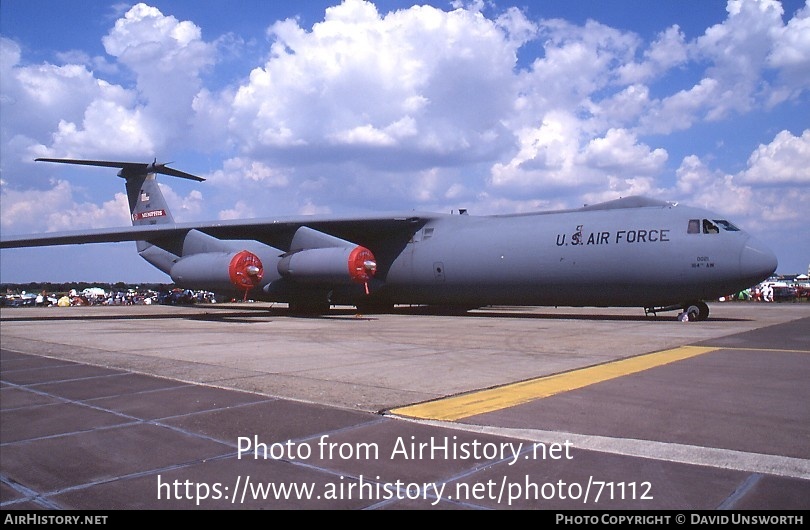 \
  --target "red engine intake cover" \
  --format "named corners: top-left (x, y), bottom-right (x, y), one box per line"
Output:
top-left (348, 246), bottom-right (376, 284)
top-left (228, 250), bottom-right (264, 289)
